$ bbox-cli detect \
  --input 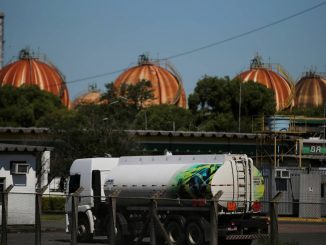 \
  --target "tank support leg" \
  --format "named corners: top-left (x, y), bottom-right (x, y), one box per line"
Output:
top-left (135, 198), bottom-right (173, 245)
top-left (210, 191), bottom-right (223, 245)
top-left (149, 199), bottom-right (173, 245)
